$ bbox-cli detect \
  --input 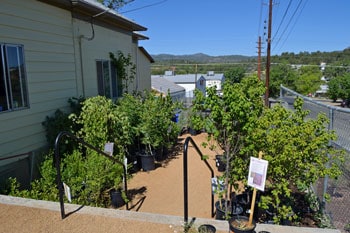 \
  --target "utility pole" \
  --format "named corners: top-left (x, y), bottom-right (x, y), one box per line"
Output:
top-left (257, 36), bottom-right (262, 81)
top-left (265, 0), bottom-right (273, 107)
